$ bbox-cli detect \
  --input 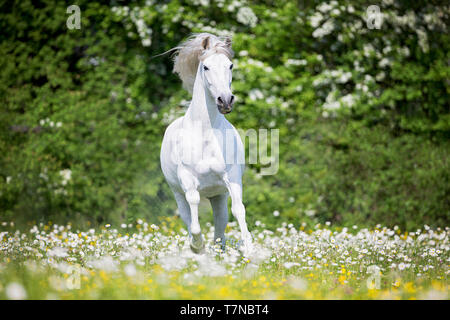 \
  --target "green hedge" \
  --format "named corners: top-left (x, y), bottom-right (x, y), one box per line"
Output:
top-left (1, 0), bottom-right (448, 230)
